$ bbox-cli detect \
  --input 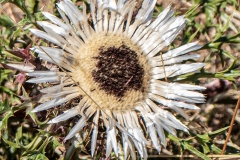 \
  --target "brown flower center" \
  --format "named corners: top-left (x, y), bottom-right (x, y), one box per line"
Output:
top-left (92, 45), bottom-right (144, 98)
top-left (72, 33), bottom-right (150, 110)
